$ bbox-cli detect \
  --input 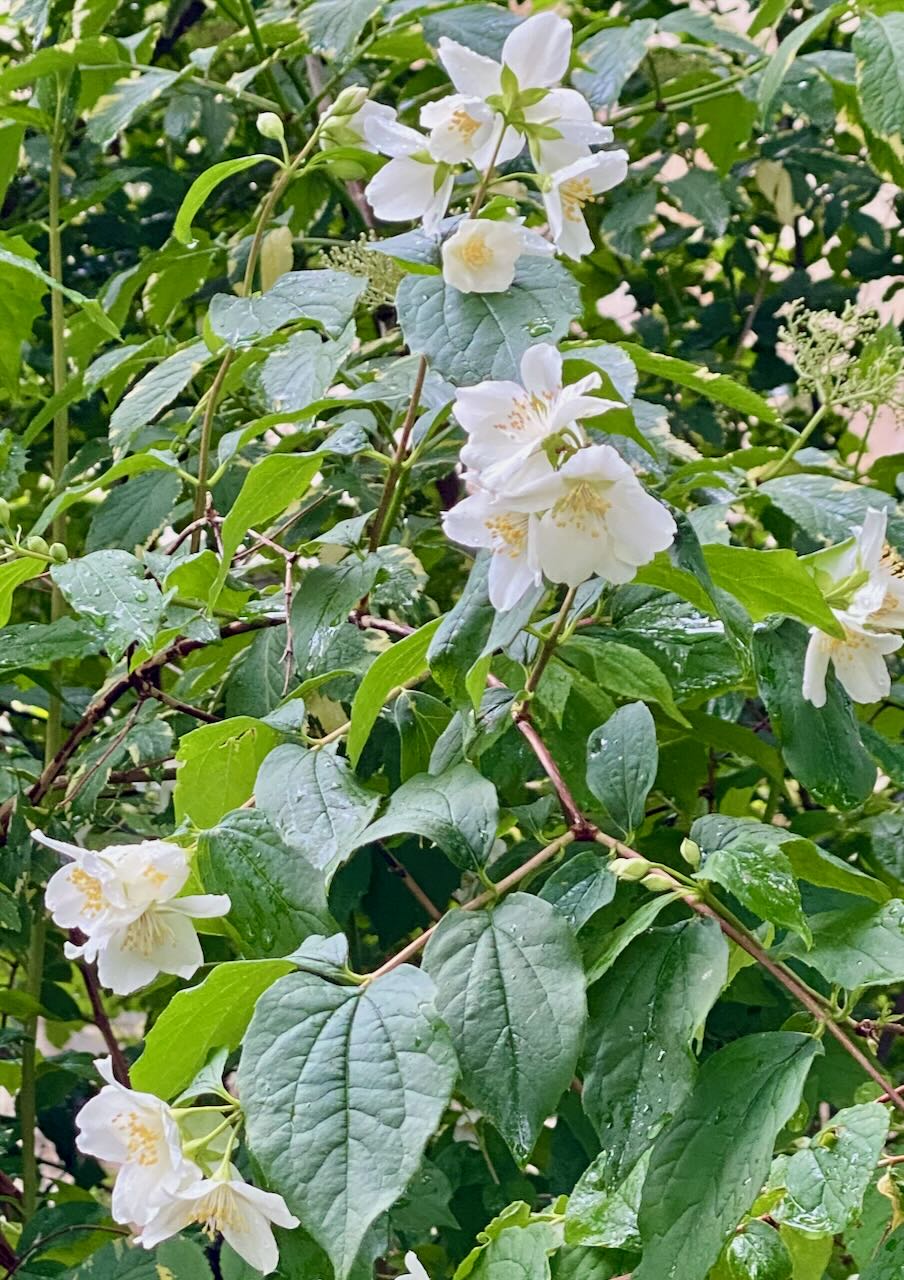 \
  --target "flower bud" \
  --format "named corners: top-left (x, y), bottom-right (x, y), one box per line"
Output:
top-left (641, 873), bottom-right (676, 893)
top-left (49, 542), bottom-right (68, 564)
top-left (25, 535), bottom-right (49, 556)
top-left (679, 838), bottom-right (701, 868)
top-left (610, 856), bottom-right (651, 881)
top-left (327, 85), bottom-right (369, 121)
top-left (256, 112), bottom-right (285, 143)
